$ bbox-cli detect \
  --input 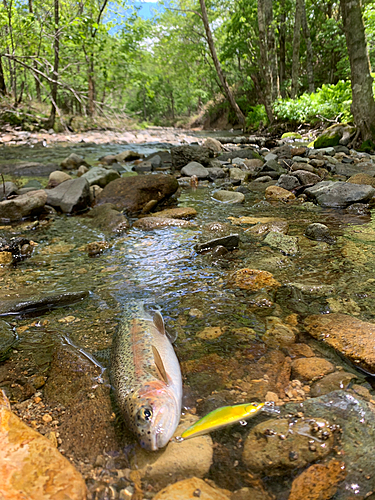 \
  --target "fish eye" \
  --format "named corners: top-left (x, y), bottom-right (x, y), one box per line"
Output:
top-left (137, 406), bottom-right (153, 424)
